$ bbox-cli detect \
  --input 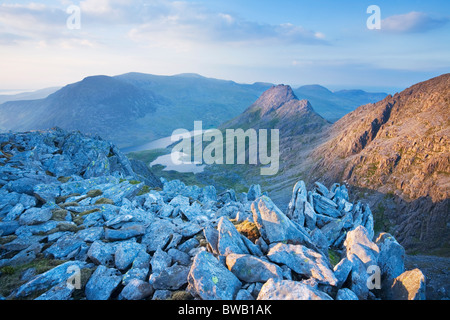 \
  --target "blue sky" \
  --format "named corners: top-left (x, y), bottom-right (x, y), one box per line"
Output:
top-left (0, 0), bottom-right (449, 93)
